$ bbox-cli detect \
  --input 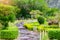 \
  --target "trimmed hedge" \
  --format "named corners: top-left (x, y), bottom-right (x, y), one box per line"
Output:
top-left (37, 25), bottom-right (44, 32)
top-left (0, 26), bottom-right (18, 39)
top-left (47, 29), bottom-right (60, 40)
top-left (24, 22), bottom-right (40, 30)
top-left (44, 25), bottom-right (59, 28)
top-left (49, 25), bottom-right (59, 28)
top-left (24, 22), bottom-right (45, 31)
top-left (24, 23), bottom-right (34, 30)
